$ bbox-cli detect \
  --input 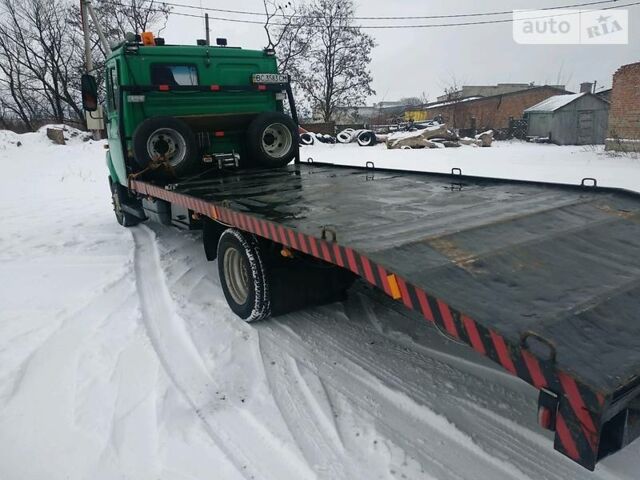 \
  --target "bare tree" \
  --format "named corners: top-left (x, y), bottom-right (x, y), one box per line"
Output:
top-left (287, 0), bottom-right (376, 122)
top-left (263, 1), bottom-right (310, 75)
top-left (0, 0), bottom-right (83, 127)
top-left (92, 0), bottom-right (170, 45)
top-left (0, 33), bottom-right (39, 130)
top-left (68, 0), bottom-right (170, 103)
top-left (0, 0), bottom-right (170, 131)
